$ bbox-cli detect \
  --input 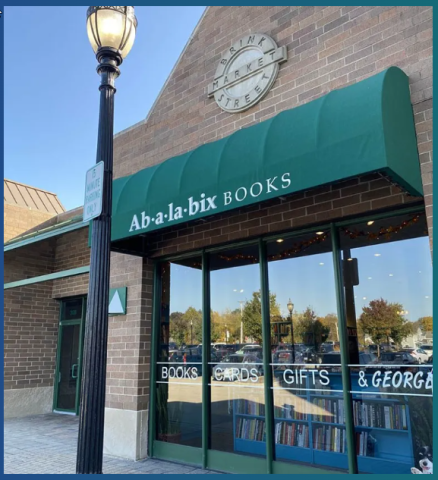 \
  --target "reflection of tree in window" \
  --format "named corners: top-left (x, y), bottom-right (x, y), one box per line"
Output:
top-left (358, 298), bottom-right (413, 355)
